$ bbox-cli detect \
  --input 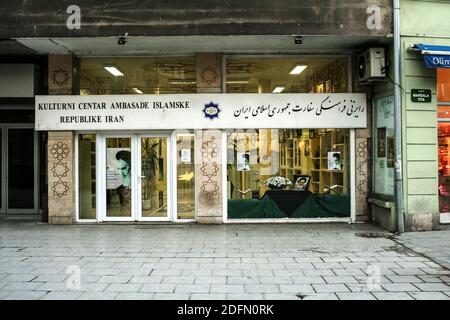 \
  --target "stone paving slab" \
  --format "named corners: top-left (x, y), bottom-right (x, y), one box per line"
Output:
top-left (408, 292), bottom-right (450, 300)
top-left (336, 292), bottom-right (376, 300)
top-left (373, 292), bottom-right (414, 300)
top-left (302, 293), bottom-right (339, 300)
top-left (4, 291), bottom-right (47, 300)
top-left (396, 230), bottom-right (450, 270)
top-left (0, 221), bottom-right (450, 300)
top-left (78, 292), bottom-right (120, 300)
top-left (41, 291), bottom-right (83, 300)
